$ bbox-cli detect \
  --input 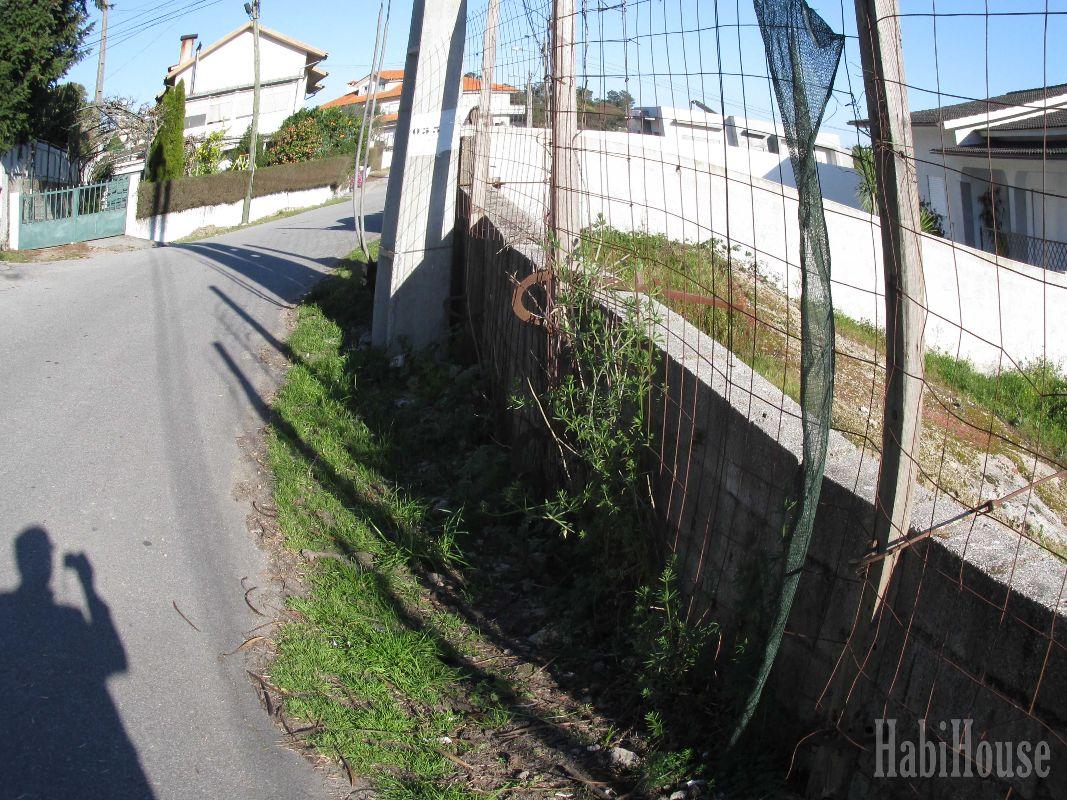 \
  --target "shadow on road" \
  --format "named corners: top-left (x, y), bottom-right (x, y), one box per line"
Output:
top-left (179, 242), bottom-right (326, 306)
top-left (0, 527), bottom-right (155, 799)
